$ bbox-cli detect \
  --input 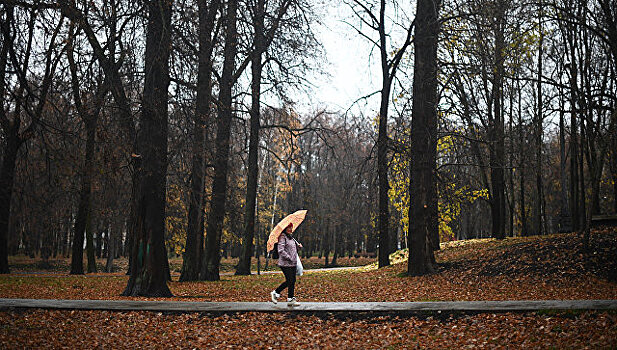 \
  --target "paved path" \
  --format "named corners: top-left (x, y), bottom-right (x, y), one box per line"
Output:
top-left (1, 299), bottom-right (615, 313)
